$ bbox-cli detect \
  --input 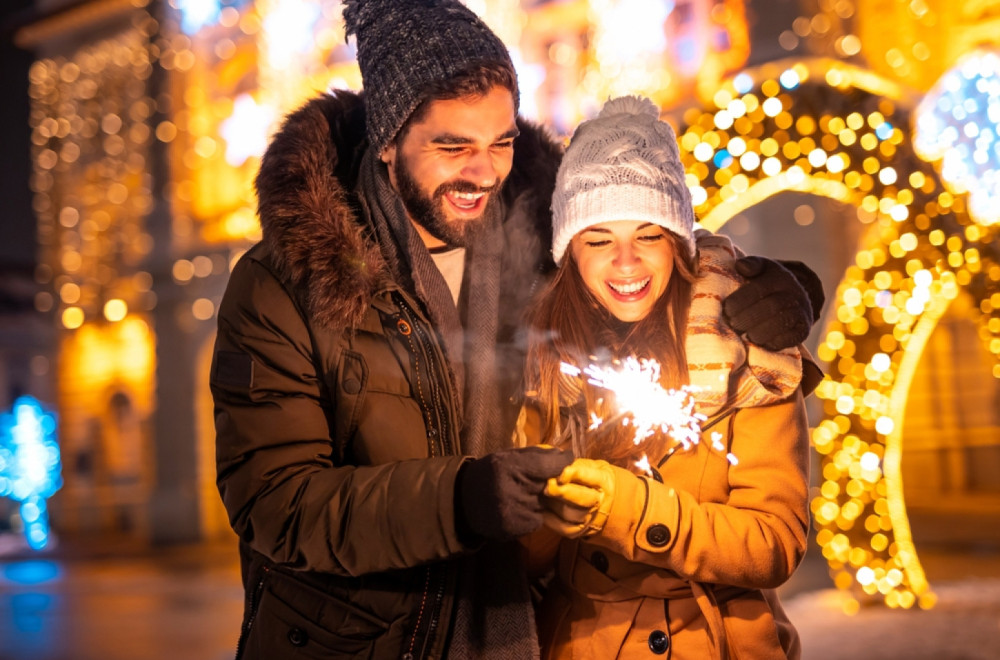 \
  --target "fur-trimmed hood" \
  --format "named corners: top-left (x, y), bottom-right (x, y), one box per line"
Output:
top-left (254, 90), bottom-right (563, 332)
